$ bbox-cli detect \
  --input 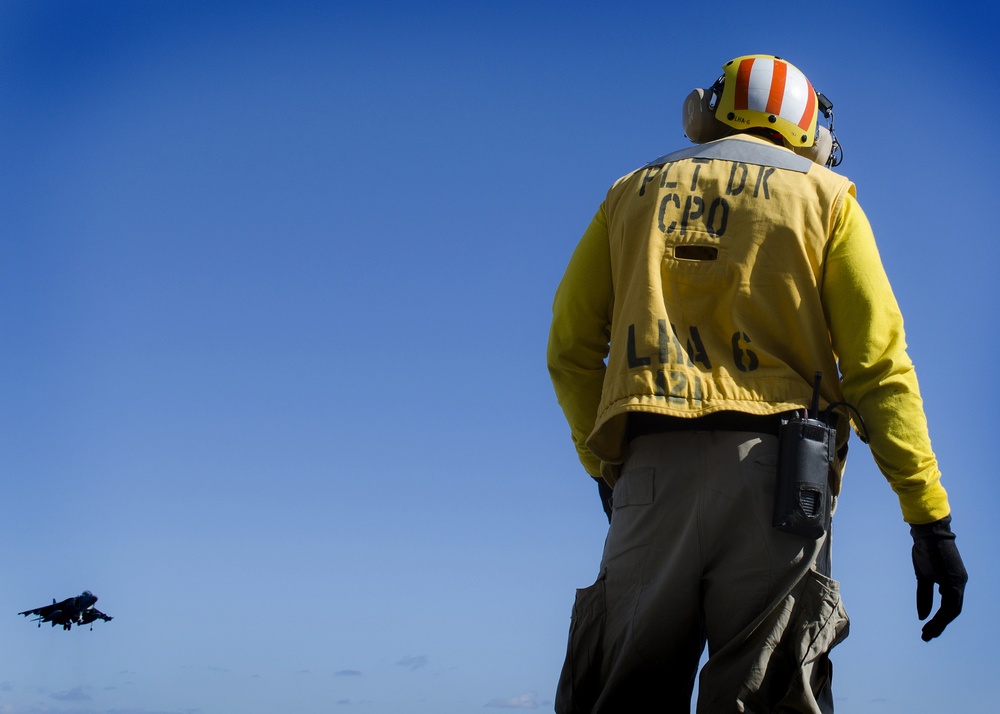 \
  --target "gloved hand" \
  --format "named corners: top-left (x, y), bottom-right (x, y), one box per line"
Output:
top-left (597, 479), bottom-right (613, 524)
top-left (910, 515), bottom-right (968, 641)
